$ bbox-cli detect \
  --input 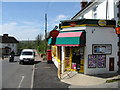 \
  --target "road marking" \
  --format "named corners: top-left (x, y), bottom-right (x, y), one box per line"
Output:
top-left (31, 64), bottom-right (35, 88)
top-left (18, 76), bottom-right (24, 88)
